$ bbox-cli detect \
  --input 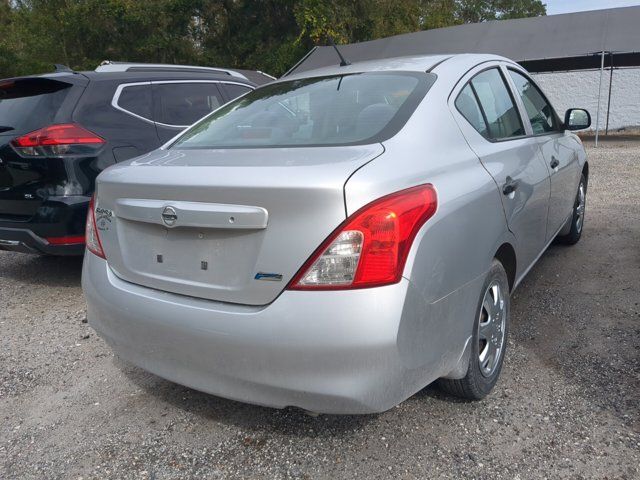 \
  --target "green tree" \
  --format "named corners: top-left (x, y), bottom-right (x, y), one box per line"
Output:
top-left (196, 0), bottom-right (307, 77)
top-left (456, 0), bottom-right (546, 23)
top-left (0, 0), bottom-right (547, 78)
